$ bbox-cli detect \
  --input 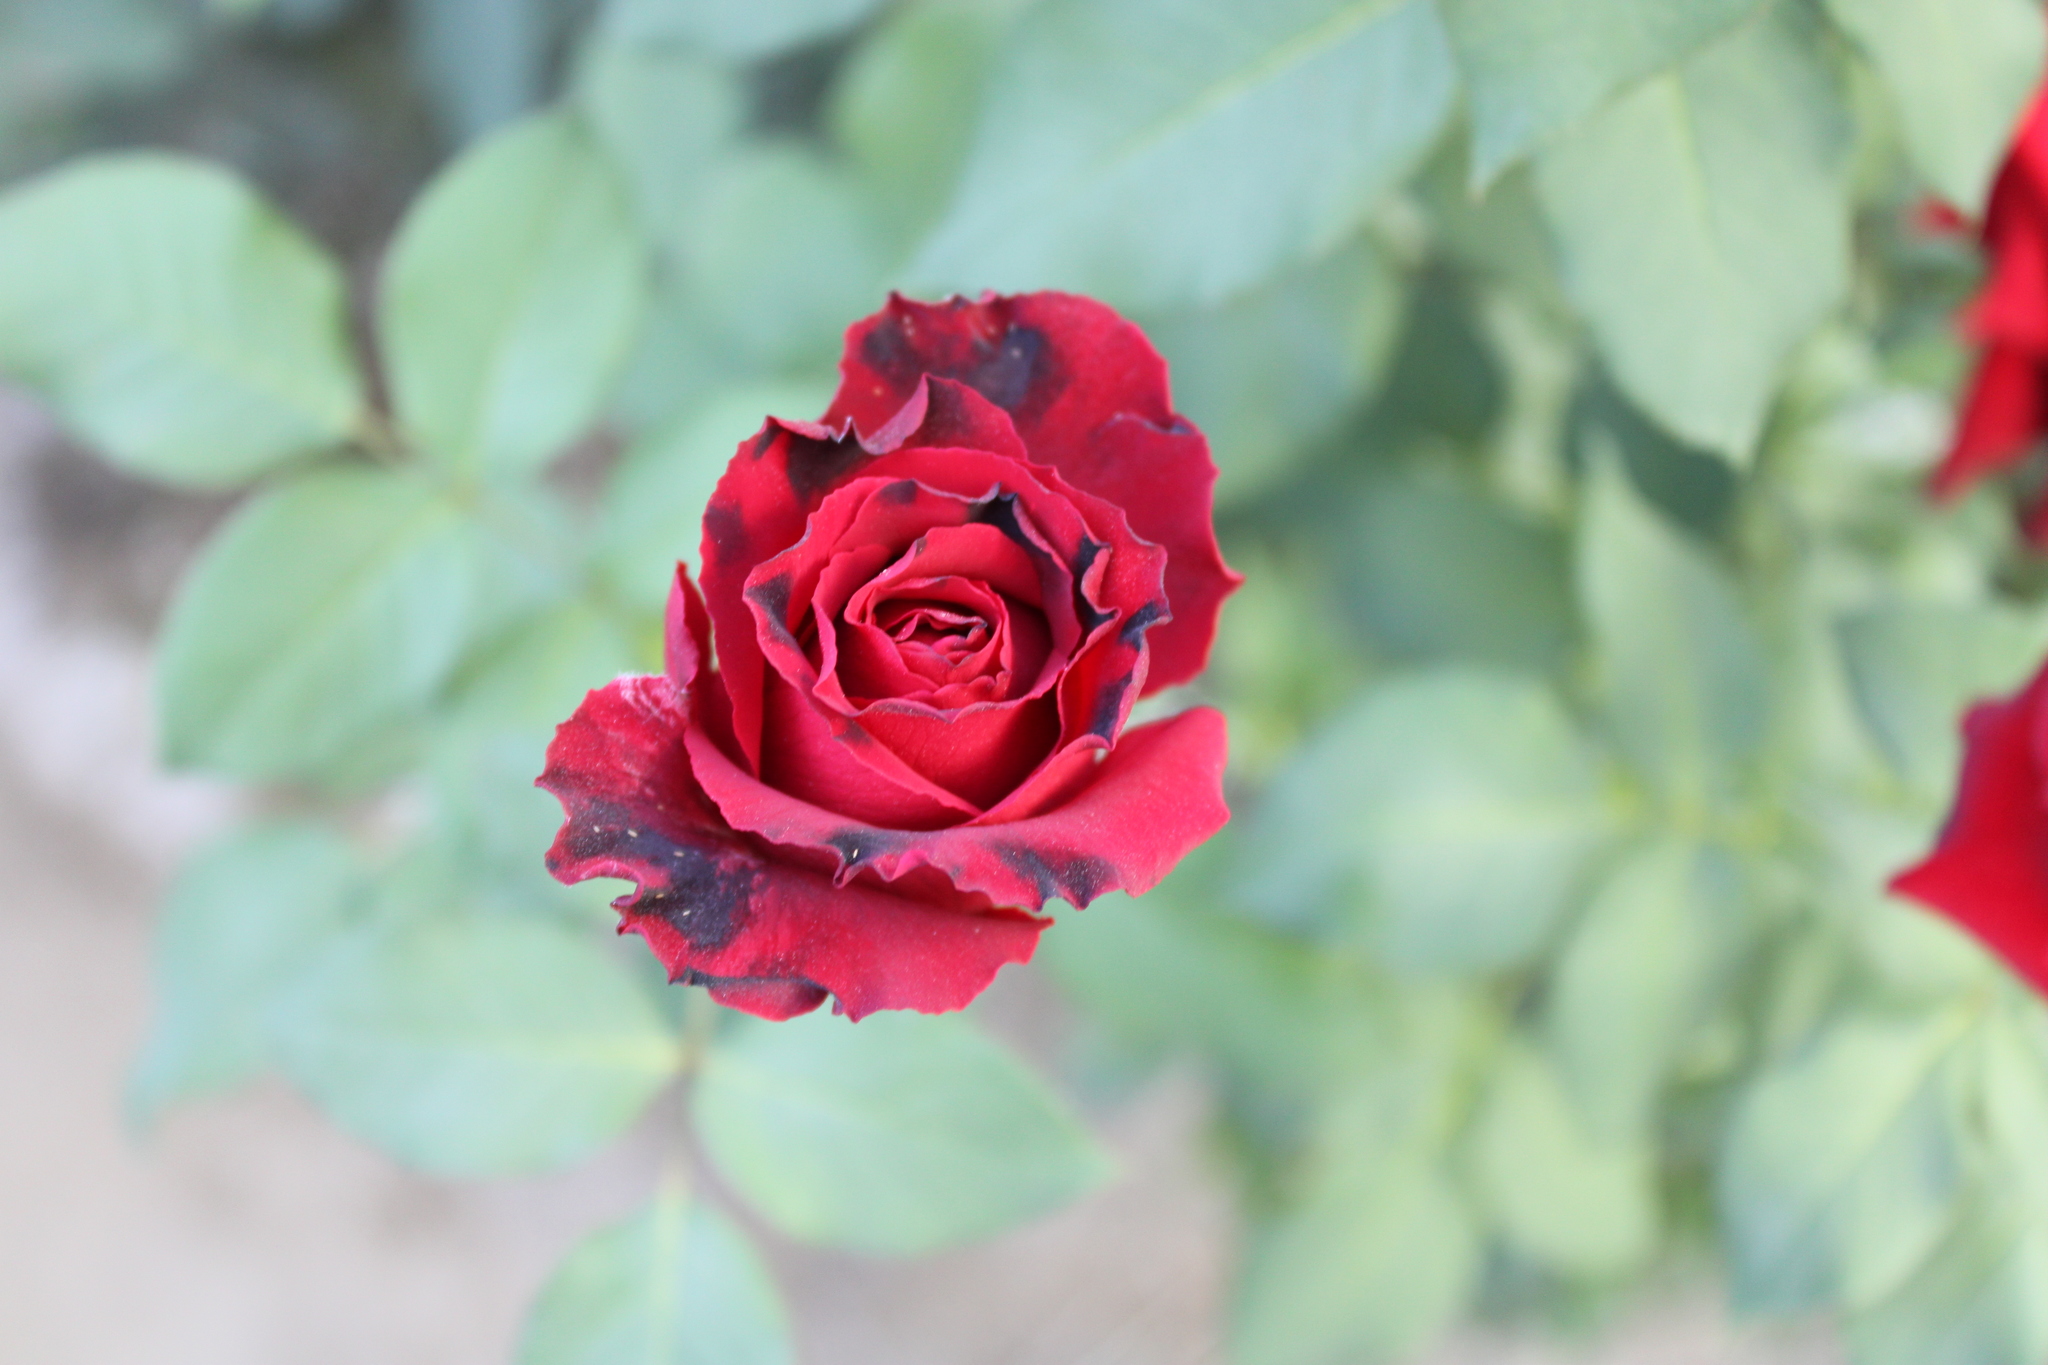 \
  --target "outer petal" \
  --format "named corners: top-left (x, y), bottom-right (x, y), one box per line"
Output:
top-left (1930, 343), bottom-right (2048, 498)
top-left (827, 293), bottom-right (1240, 692)
top-left (687, 705), bottom-right (1232, 912)
top-left (1890, 668), bottom-right (2048, 996)
top-left (538, 673), bottom-right (1045, 1021)
top-left (1965, 174), bottom-right (2048, 355)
